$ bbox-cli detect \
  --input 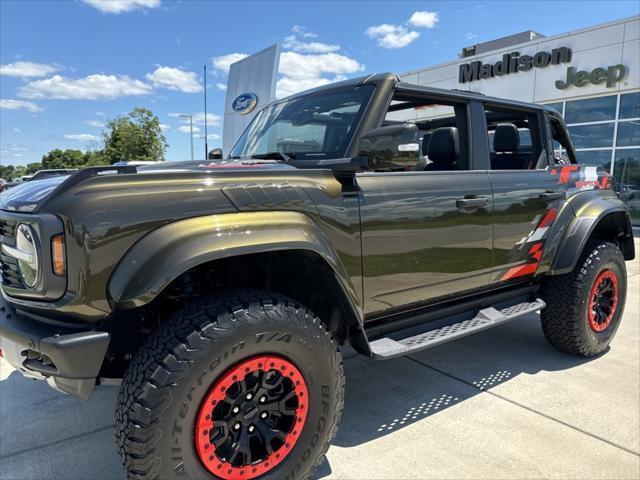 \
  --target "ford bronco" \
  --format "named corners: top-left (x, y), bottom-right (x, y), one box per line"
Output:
top-left (0, 73), bottom-right (635, 480)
